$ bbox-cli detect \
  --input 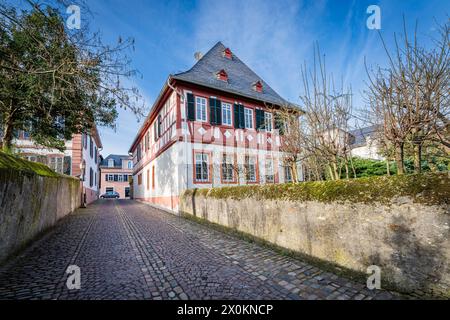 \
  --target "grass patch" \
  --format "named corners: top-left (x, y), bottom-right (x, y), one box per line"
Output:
top-left (0, 151), bottom-right (63, 178)
top-left (182, 172), bottom-right (449, 205)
